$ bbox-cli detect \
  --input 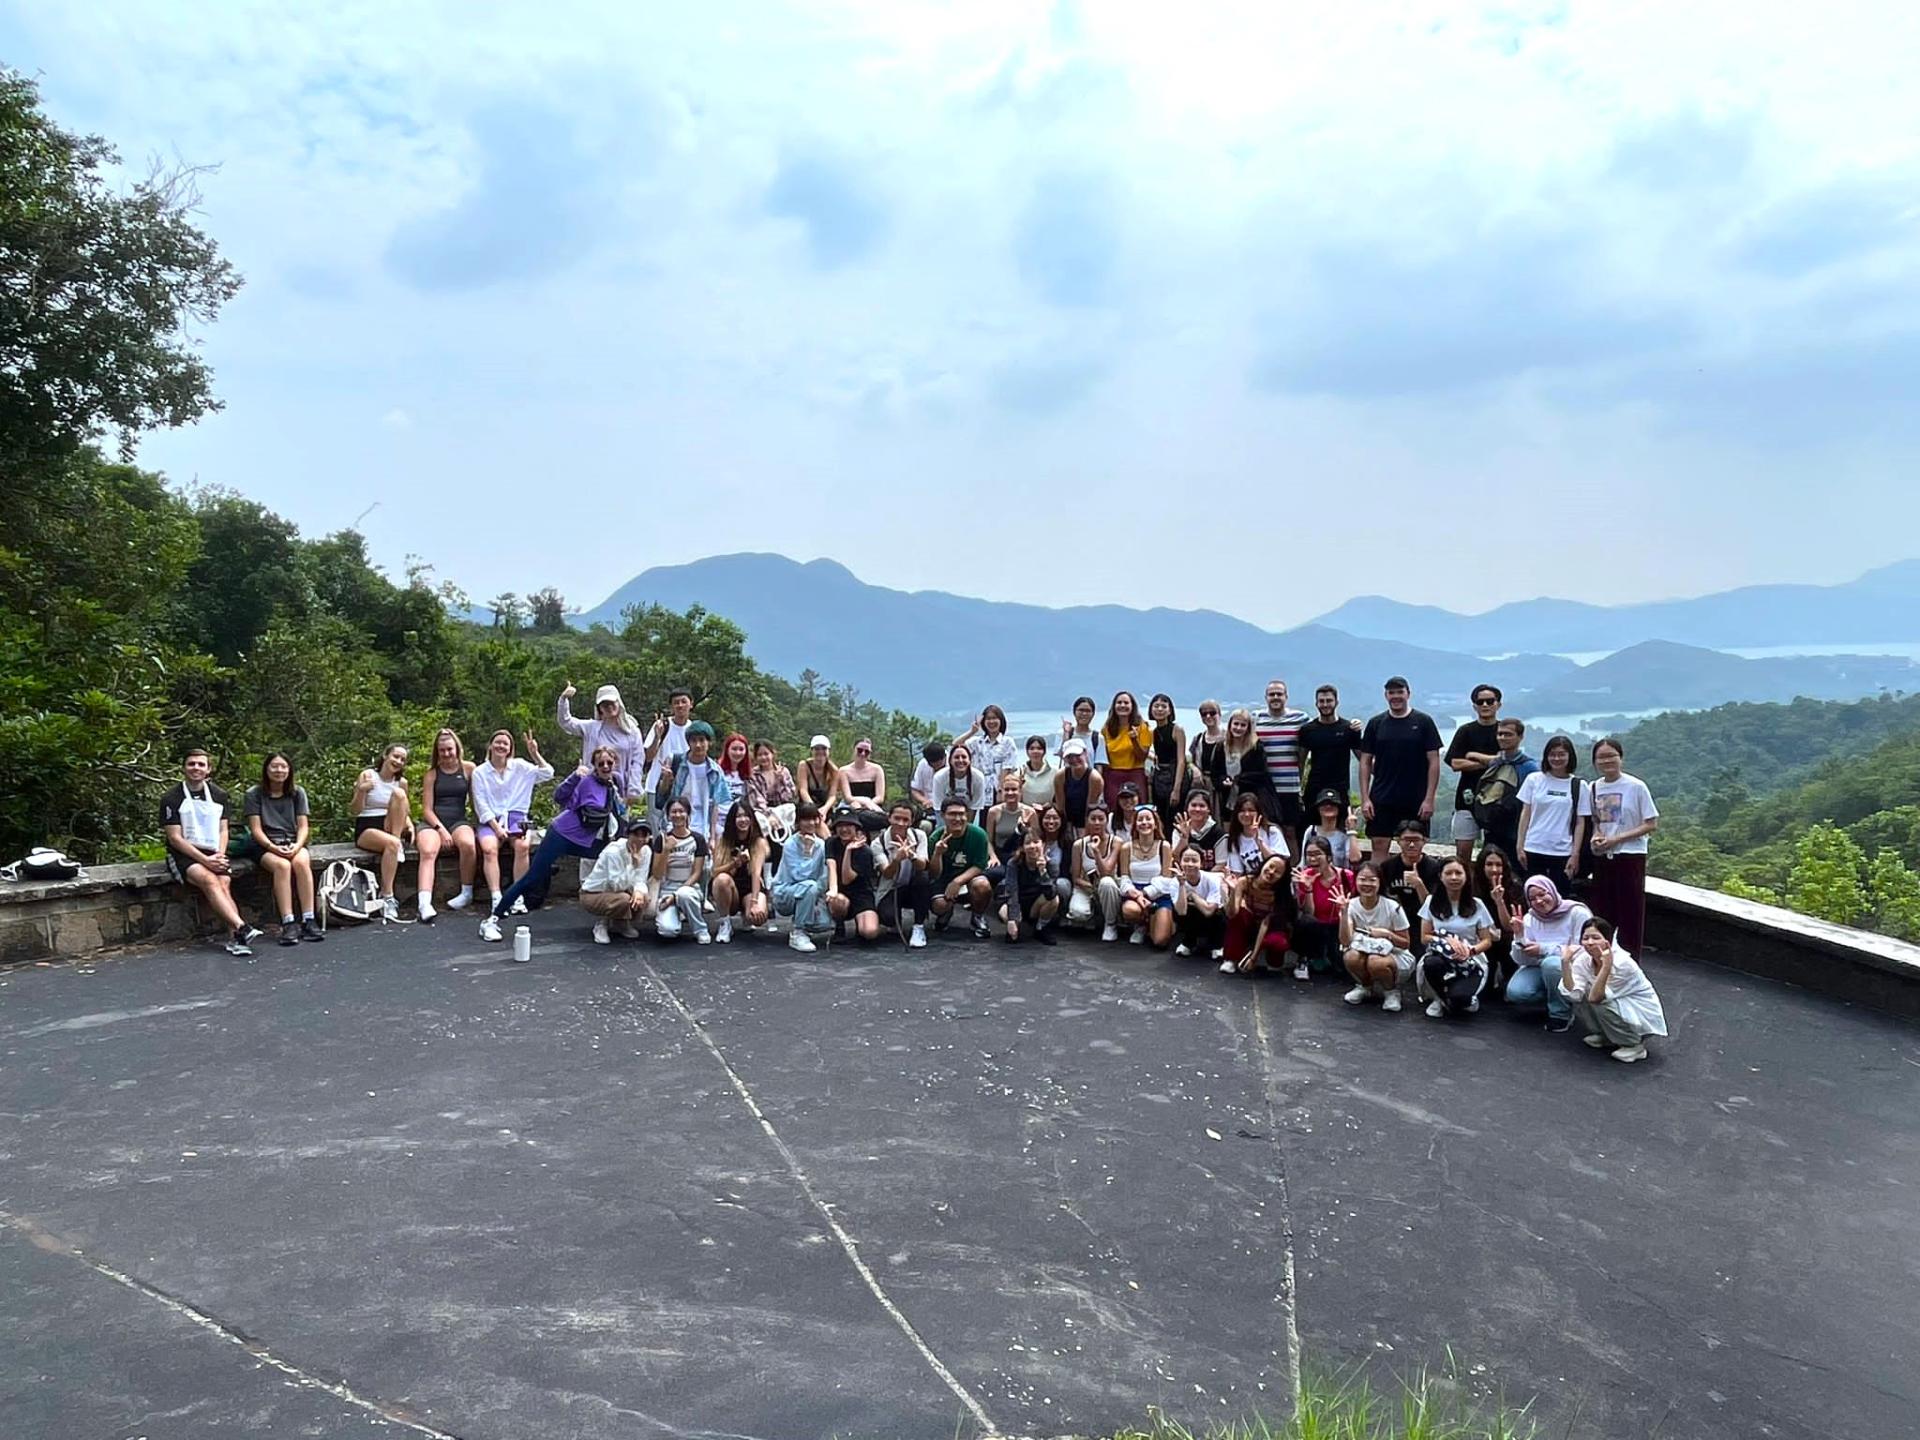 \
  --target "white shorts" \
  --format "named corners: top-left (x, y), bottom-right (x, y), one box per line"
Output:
top-left (1450, 810), bottom-right (1482, 841)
